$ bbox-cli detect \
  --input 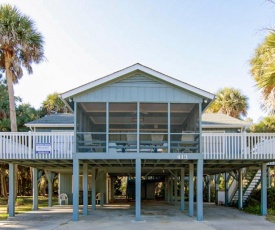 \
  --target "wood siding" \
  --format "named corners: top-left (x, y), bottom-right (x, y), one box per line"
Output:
top-left (73, 74), bottom-right (202, 103)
